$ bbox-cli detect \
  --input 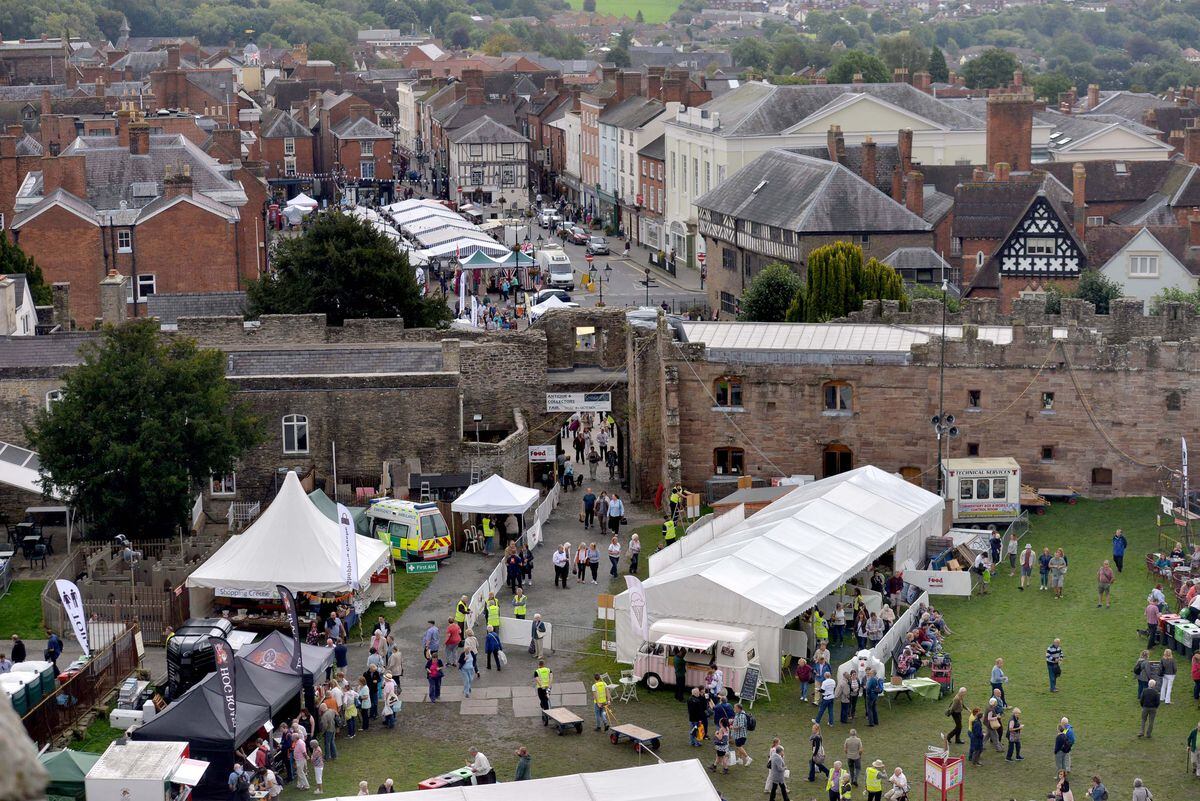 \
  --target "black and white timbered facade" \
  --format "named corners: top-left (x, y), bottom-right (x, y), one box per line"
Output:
top-left (995, 194), bottom-right (1085, 277)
